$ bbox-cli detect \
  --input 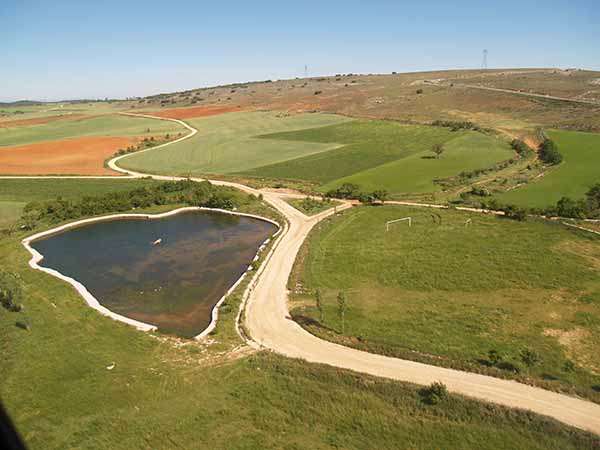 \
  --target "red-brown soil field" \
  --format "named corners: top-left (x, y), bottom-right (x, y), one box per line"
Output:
top-left (148, 105), bottom-right (241, 120)
top-left (0, 136), bottom-right (135, 175)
